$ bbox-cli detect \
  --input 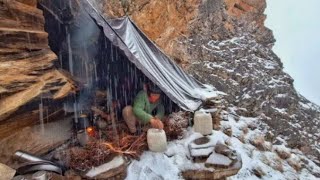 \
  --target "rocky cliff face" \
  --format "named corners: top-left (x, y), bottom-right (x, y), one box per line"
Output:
top-left (104, 0), bottom-right (274, 65)
top-left (102, 0), bottom-right (320, 162)
top-left (0, 0), bottom-right (76, 120)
